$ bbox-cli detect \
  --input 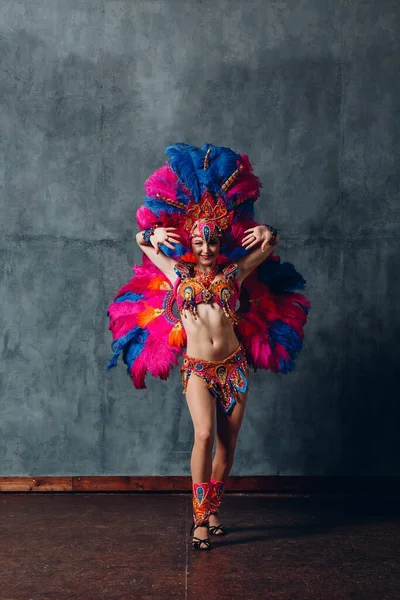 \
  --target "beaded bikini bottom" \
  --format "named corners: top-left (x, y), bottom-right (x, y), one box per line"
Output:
top-left (181, 344), bottom-right (249, 414)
